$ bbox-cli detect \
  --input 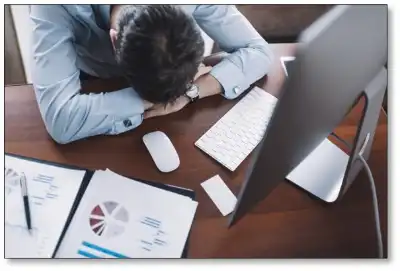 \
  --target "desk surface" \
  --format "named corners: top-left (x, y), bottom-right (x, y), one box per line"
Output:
top-left (5, 44), bottom-right (387, 258)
